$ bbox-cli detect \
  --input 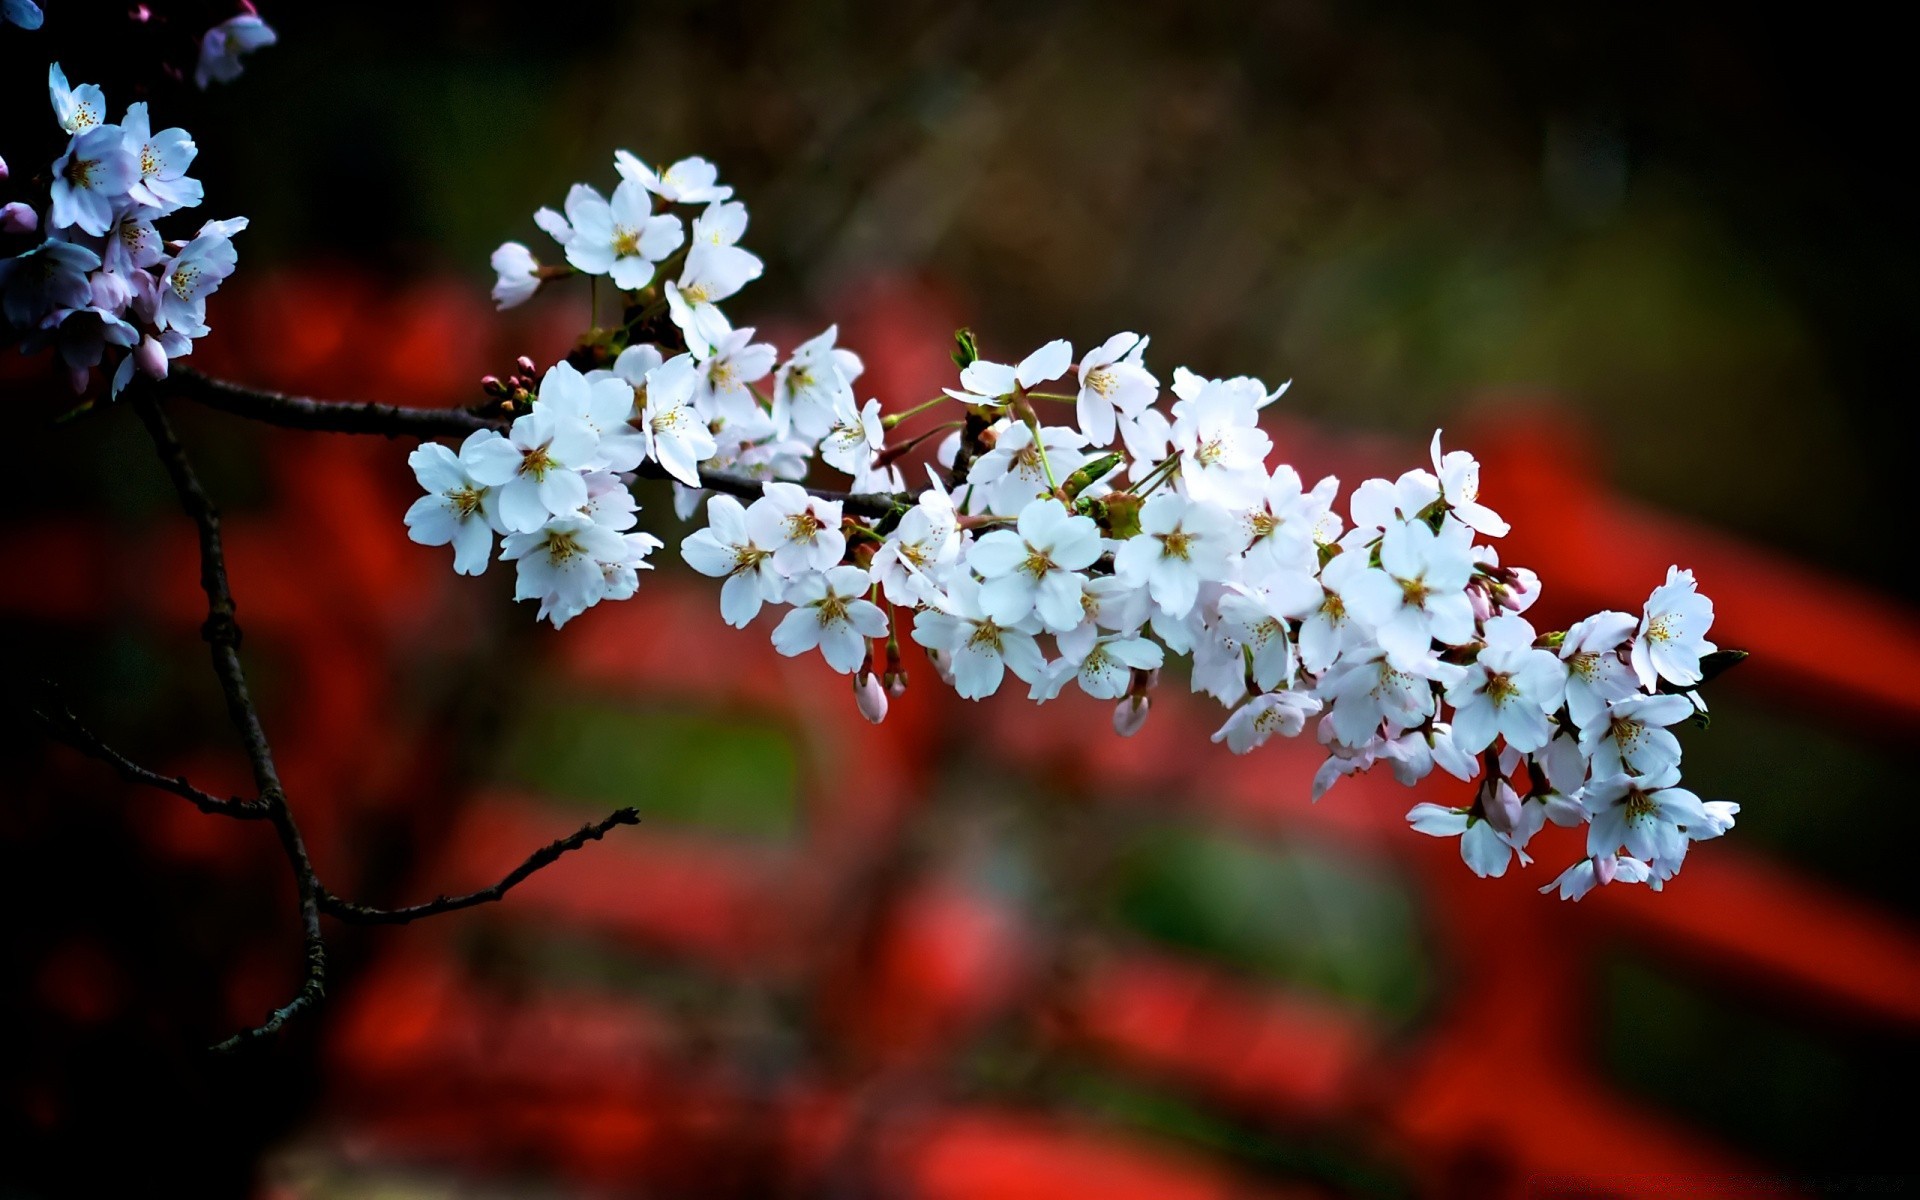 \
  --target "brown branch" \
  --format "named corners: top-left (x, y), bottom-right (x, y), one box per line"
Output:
top-left (17, 679), bottom-right (269, 820)
top-left (163, 368), bottom-right (908, 518)
top-left (318, 806), bottom-right (641, 924)
top-left (131, 393), bottom-right (328, 1054)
